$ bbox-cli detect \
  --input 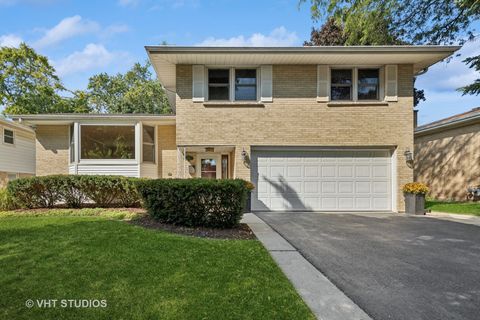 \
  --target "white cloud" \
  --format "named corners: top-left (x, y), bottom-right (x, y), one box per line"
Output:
top-left (0, 34), bottom-right (22, 47)
top-left (197, 27), bottom-right (299, 47)
top-left (416, 38), bottom-right (480, 92)
top-left (34, 15), bottom-right (100, 48)
top-left (118, 0), bottom-right (139, 7)
top-left (53, 43), bottom-right (128, 76)
top-left (102, 24), bottom-right (130, 37)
